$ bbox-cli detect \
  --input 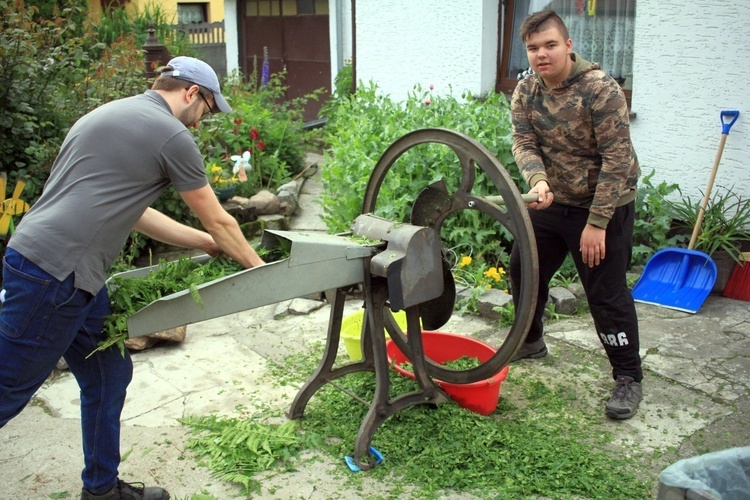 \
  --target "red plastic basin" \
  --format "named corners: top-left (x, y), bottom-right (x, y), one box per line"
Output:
top-left (386, 331), bottom-right (509, 415)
